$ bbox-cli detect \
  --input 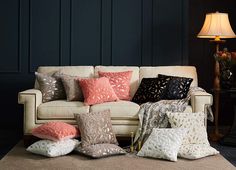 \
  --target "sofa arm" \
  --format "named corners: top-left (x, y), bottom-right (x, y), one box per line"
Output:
top-left (190, 91), bottom-right (213, 113)
top-left (18, 89), bottom-right (42, 134)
